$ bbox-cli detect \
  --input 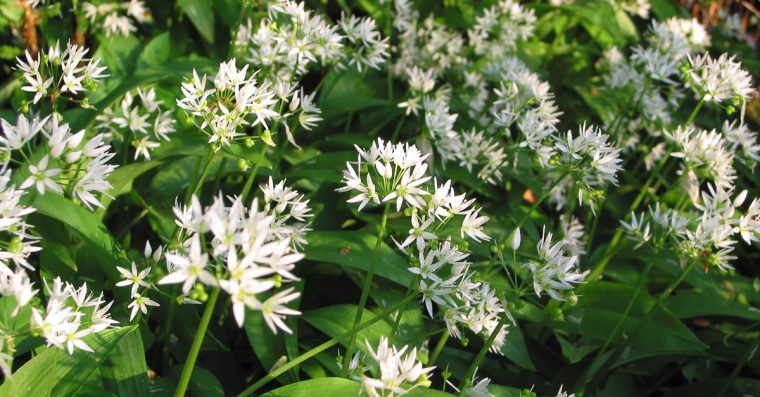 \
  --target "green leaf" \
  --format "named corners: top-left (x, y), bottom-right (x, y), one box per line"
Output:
top-left (99, 329), bottom-right (150, 397)
top-left (0, 326), bottom-right (136, 397)
top-left (178, 0), bottom-right (215, 43)
top-left (261, 378), bottom-right (454, 397)
top-left (168, 365), bottom-right (224, 397)
top-left (302, 304), bottom-right (392, 353)
top-left (665, 290), bottom-right (760, 321)
top-left (305, 231), bottom-right (412, 286)
top-left (575, 281), bottom-right (709, 367)
top-left (100, 160), bottom-right (163, 212)
top-left (500, 324), bottom-right (536, 371)
top-left (32, 194), bottom-right (125, 281)
top-left (137, 32), bottom-right (171, 69)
